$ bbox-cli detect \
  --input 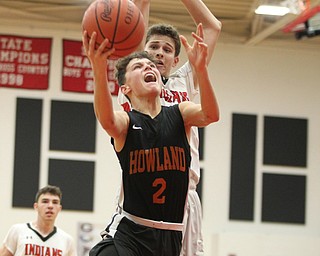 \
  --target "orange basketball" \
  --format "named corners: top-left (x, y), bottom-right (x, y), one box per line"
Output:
top-left (82, 0), bottom-right (145, 58)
